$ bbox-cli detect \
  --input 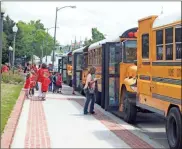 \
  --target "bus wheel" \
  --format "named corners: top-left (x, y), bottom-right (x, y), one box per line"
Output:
top-left (166, 107), bottom-right (182, 149)
top-left (123, 91), bottom-right (136, 124)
